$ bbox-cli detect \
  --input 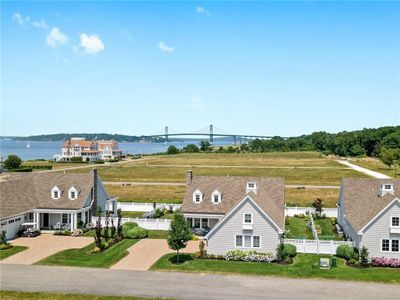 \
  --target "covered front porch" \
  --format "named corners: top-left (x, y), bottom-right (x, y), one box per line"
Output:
top-left (184, 213), bottom-right (223, 236)
top-left (32, 208), bottom-right (92, 231)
